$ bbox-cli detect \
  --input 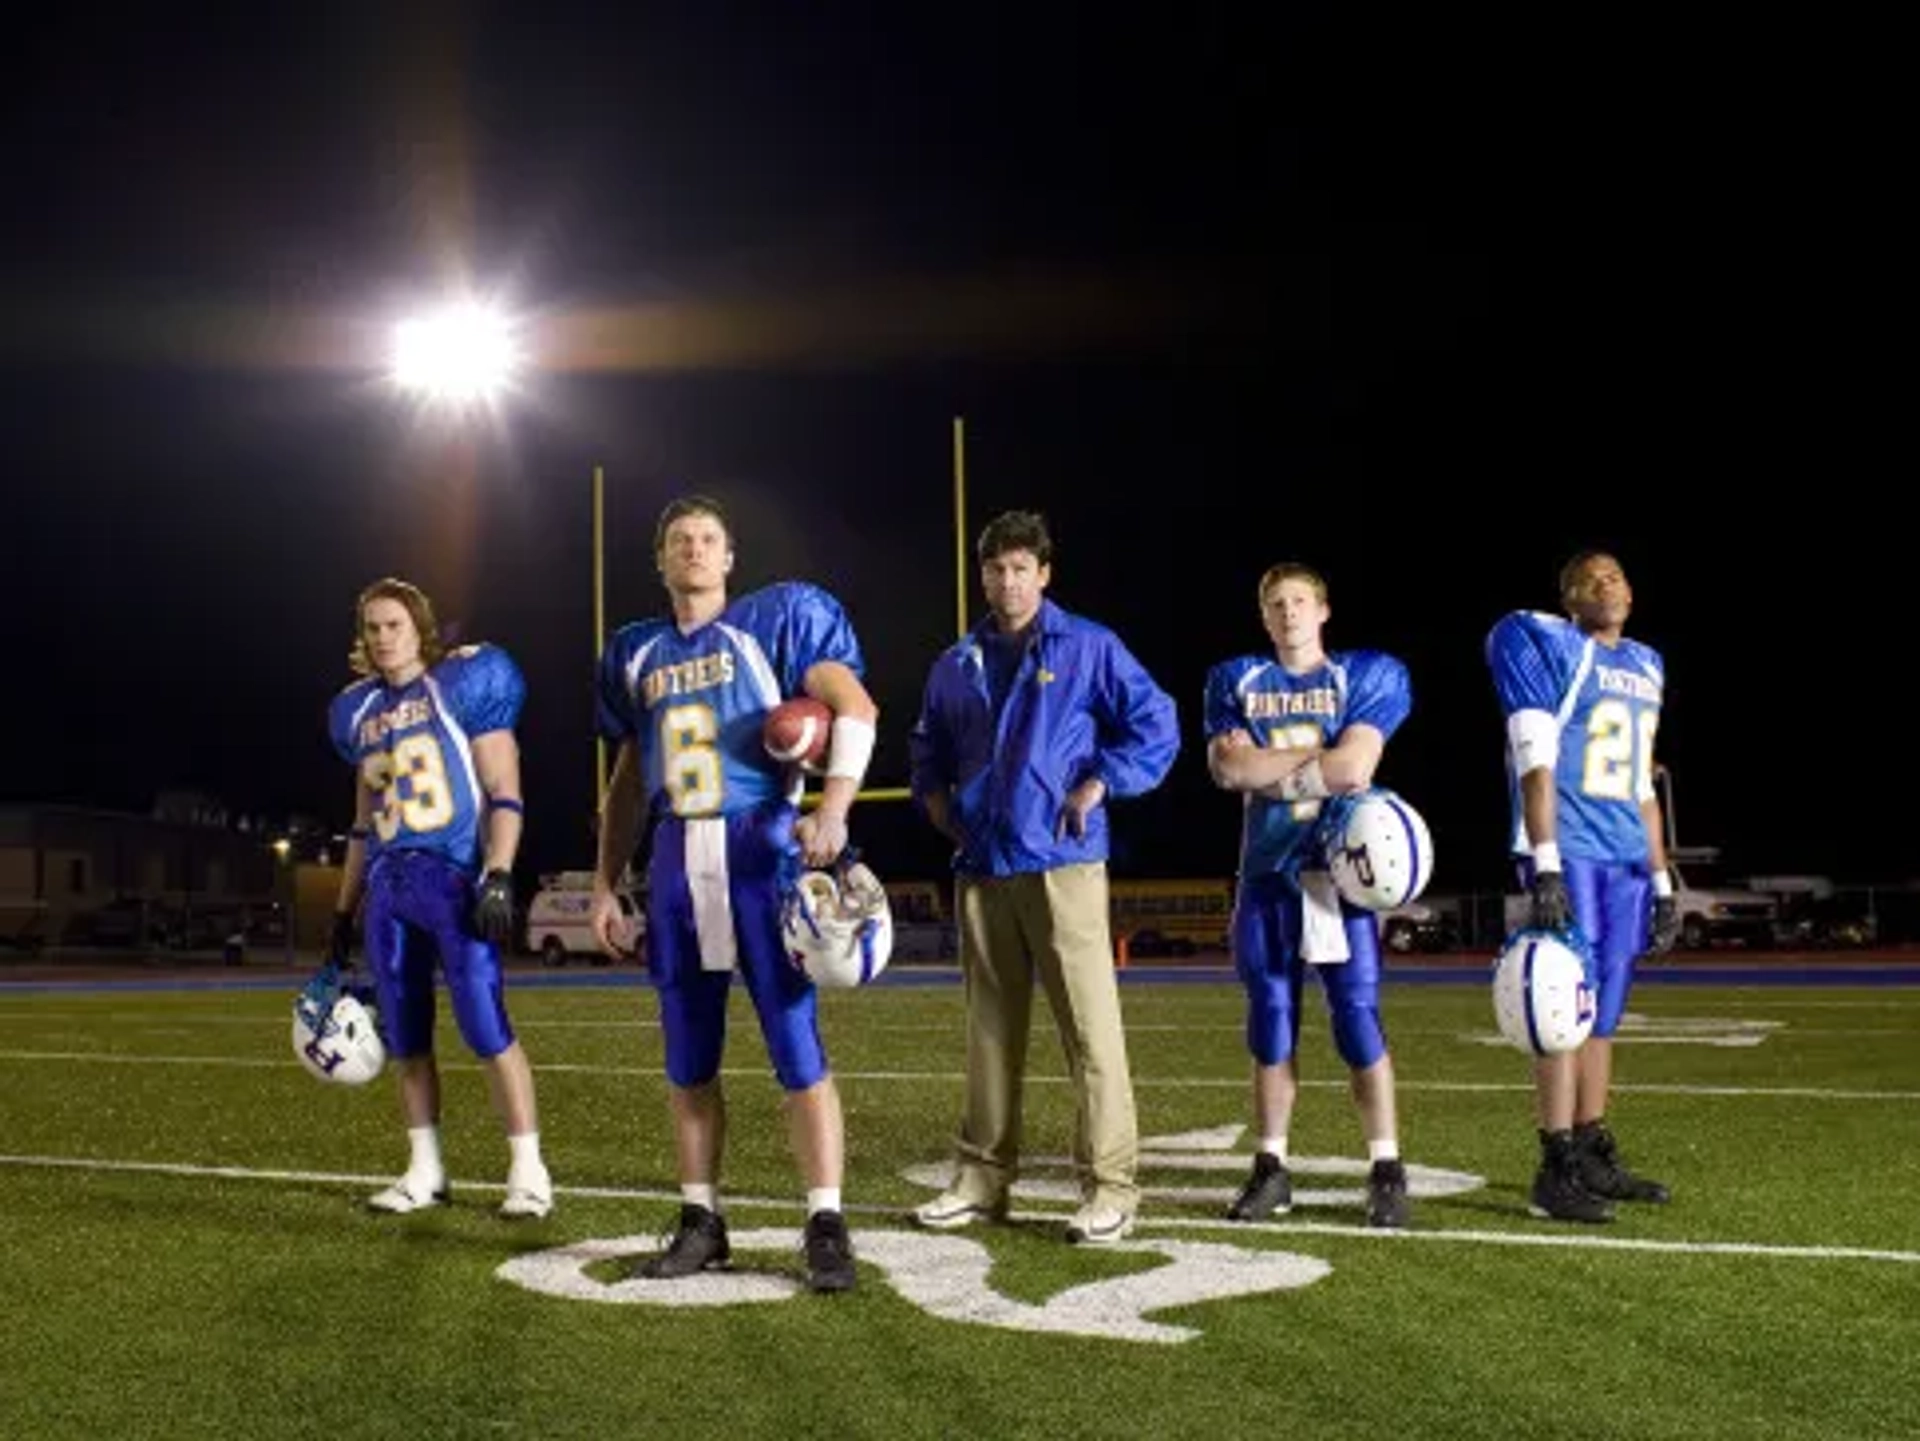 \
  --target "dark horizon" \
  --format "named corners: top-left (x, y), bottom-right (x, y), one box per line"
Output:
top-left (1, 8), bottom-right (1904, 893)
